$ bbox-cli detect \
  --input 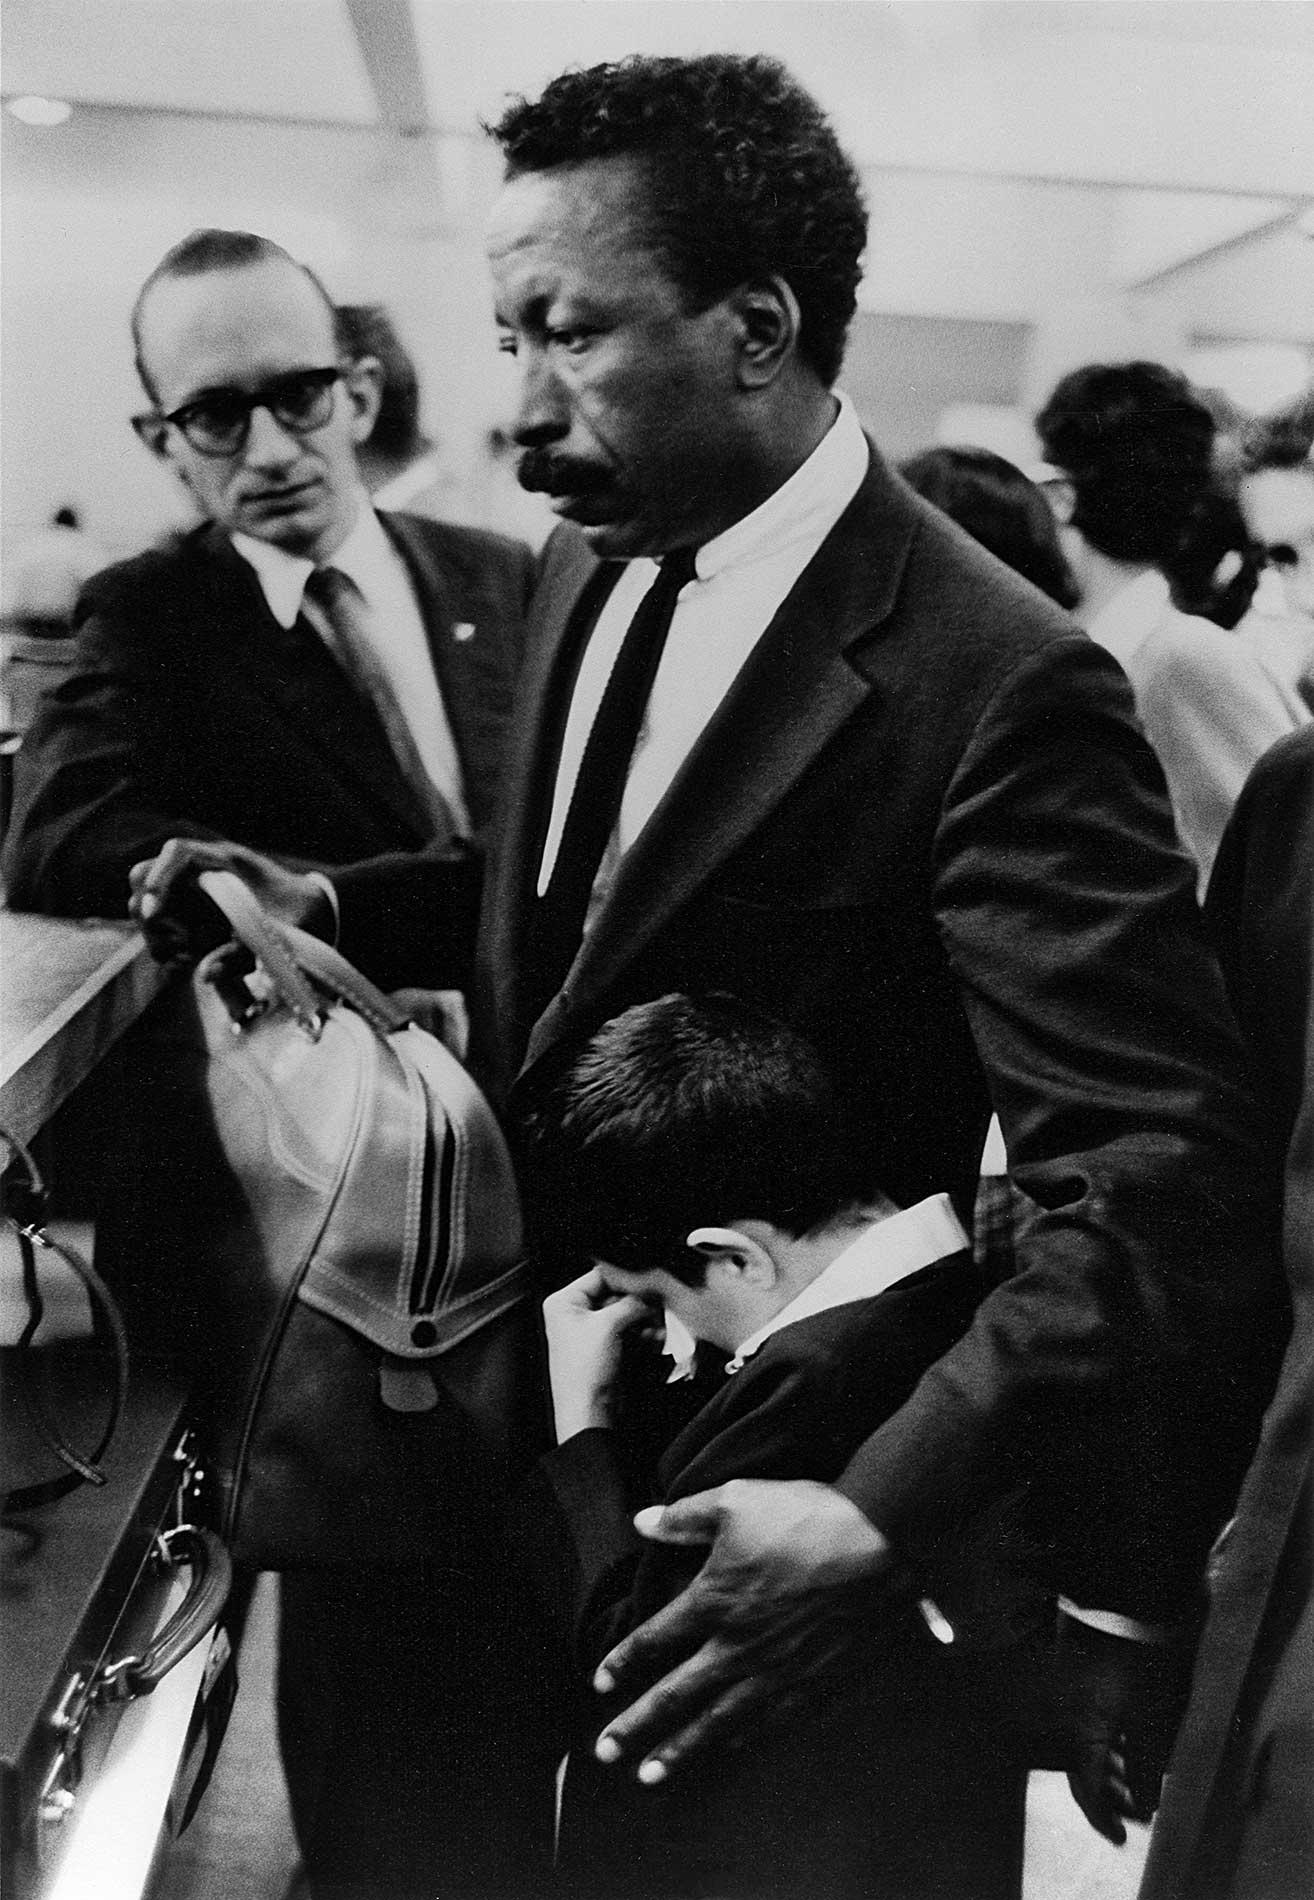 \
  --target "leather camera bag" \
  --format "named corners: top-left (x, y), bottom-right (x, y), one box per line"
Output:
top-left (113, 870), bottom-right (537, 1571)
